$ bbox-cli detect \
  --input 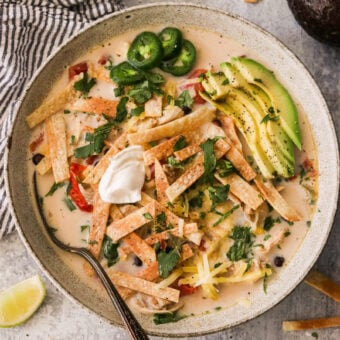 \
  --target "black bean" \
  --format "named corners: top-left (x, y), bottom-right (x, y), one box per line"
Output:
top-left (182, 106), bottom-right (192, 115)
top-left (32, 153), bottom-right (45, 165)
top-left (133, 255), bottom-right (143, 267)
top-left (274, 256), bottom-right (285, 267)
